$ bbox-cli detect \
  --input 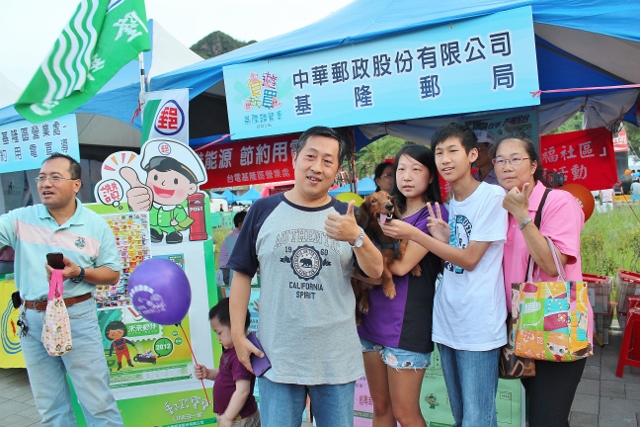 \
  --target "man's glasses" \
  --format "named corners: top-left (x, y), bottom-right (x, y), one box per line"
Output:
top-left (492, 157), bottom-right (530, 167)
top-left (380, 173), bottom-right (394, 178)
top-left (35, 176), bottom-right (77, 184)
